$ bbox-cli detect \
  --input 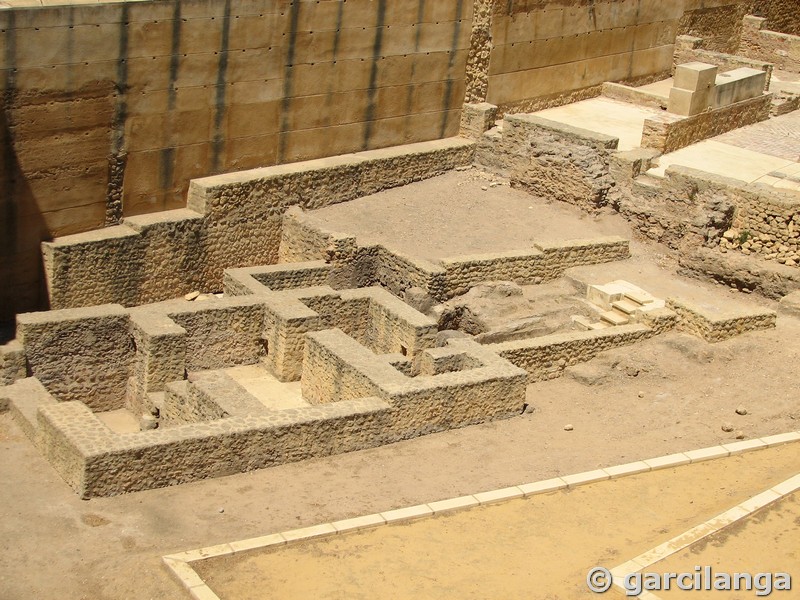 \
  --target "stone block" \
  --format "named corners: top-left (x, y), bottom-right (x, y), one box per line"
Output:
top-left (674, 62), bottom-right (719, 92)
top-left (713, 68), bottom-right (767, 108)
top-left (459, 103), bottom-right (499, 140)
top-left (668, 87), bottom-right (709, 116)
